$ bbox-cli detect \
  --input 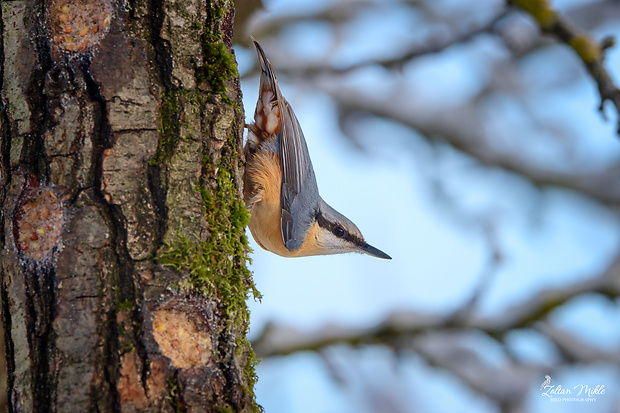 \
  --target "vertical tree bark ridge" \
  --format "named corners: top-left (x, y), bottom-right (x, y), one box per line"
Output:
top-left (0, 0), bottom-right (260, 411)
